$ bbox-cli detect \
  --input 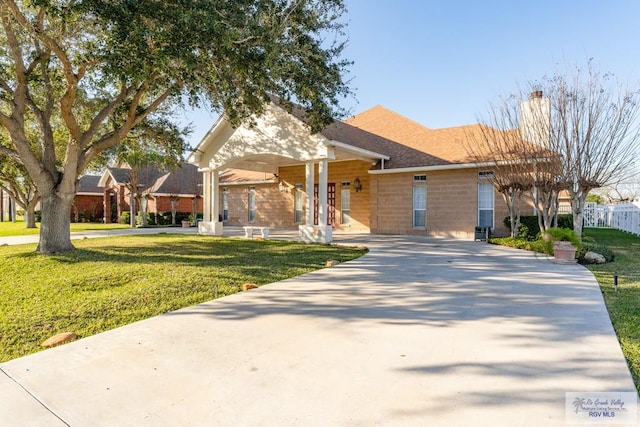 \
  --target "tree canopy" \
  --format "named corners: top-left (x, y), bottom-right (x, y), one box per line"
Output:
top-left (0, 0), bottom-right (352, 253)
